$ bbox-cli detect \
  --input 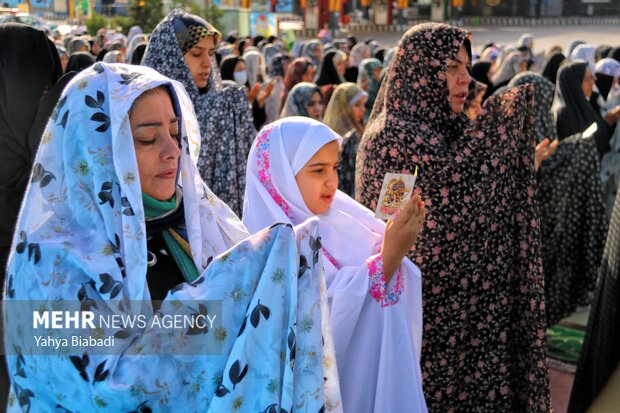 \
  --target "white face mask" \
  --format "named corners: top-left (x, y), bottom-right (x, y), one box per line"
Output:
top-left (233, 71), bottom-right (248, 86)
